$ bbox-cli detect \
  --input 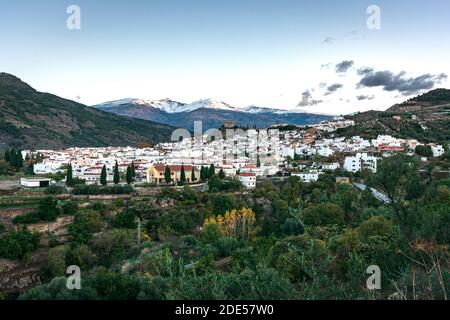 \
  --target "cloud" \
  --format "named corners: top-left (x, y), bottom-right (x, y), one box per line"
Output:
top-left (322, 37), bottom-right (336, 44)
top-left (335, 60), bottom-right (354, 73)
top-left (297, 90), bottom-right (323, 107)
top-left (356, 95), bottom-right (375, 101)
top-left (325, 83), bottom-right (343, 95)
top-left (358, 69), bottom-right (447, 95)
